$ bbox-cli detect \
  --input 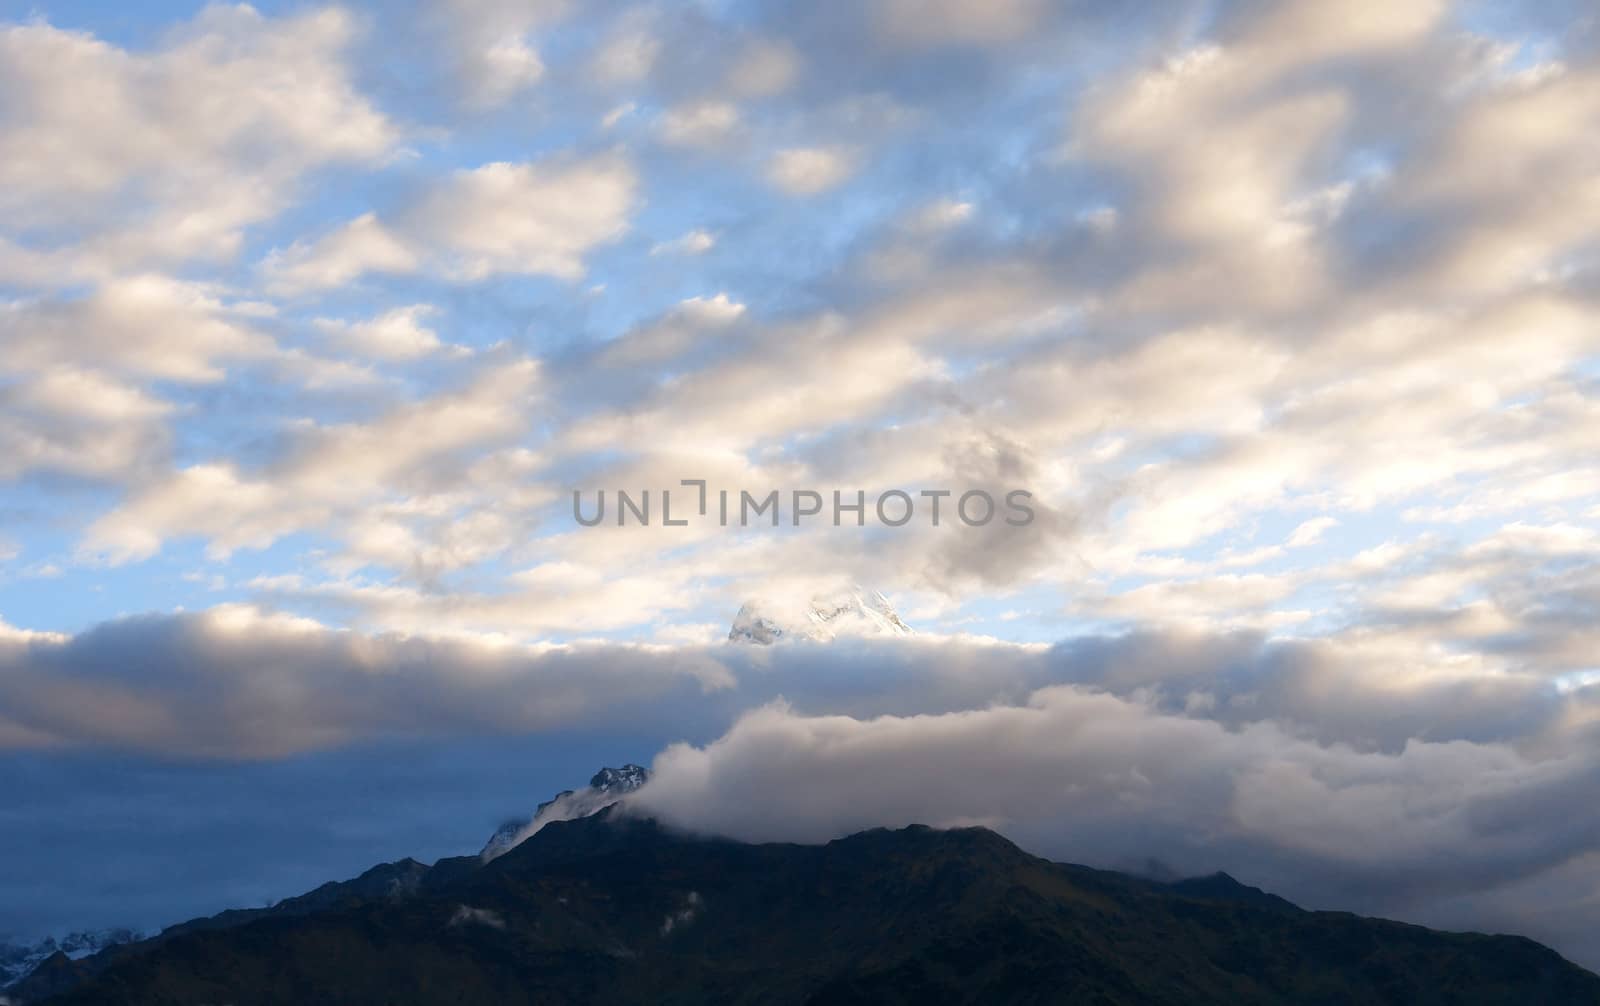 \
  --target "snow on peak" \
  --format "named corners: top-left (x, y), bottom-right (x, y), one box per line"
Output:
top-left (728, 585), bottom-right (912, 644)
top-left (1, 928), bottom-right (141, 988)
top-left (480, 763), bottom-right (650, 862)
top-left (588, 764), bottom-right (649, 792)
